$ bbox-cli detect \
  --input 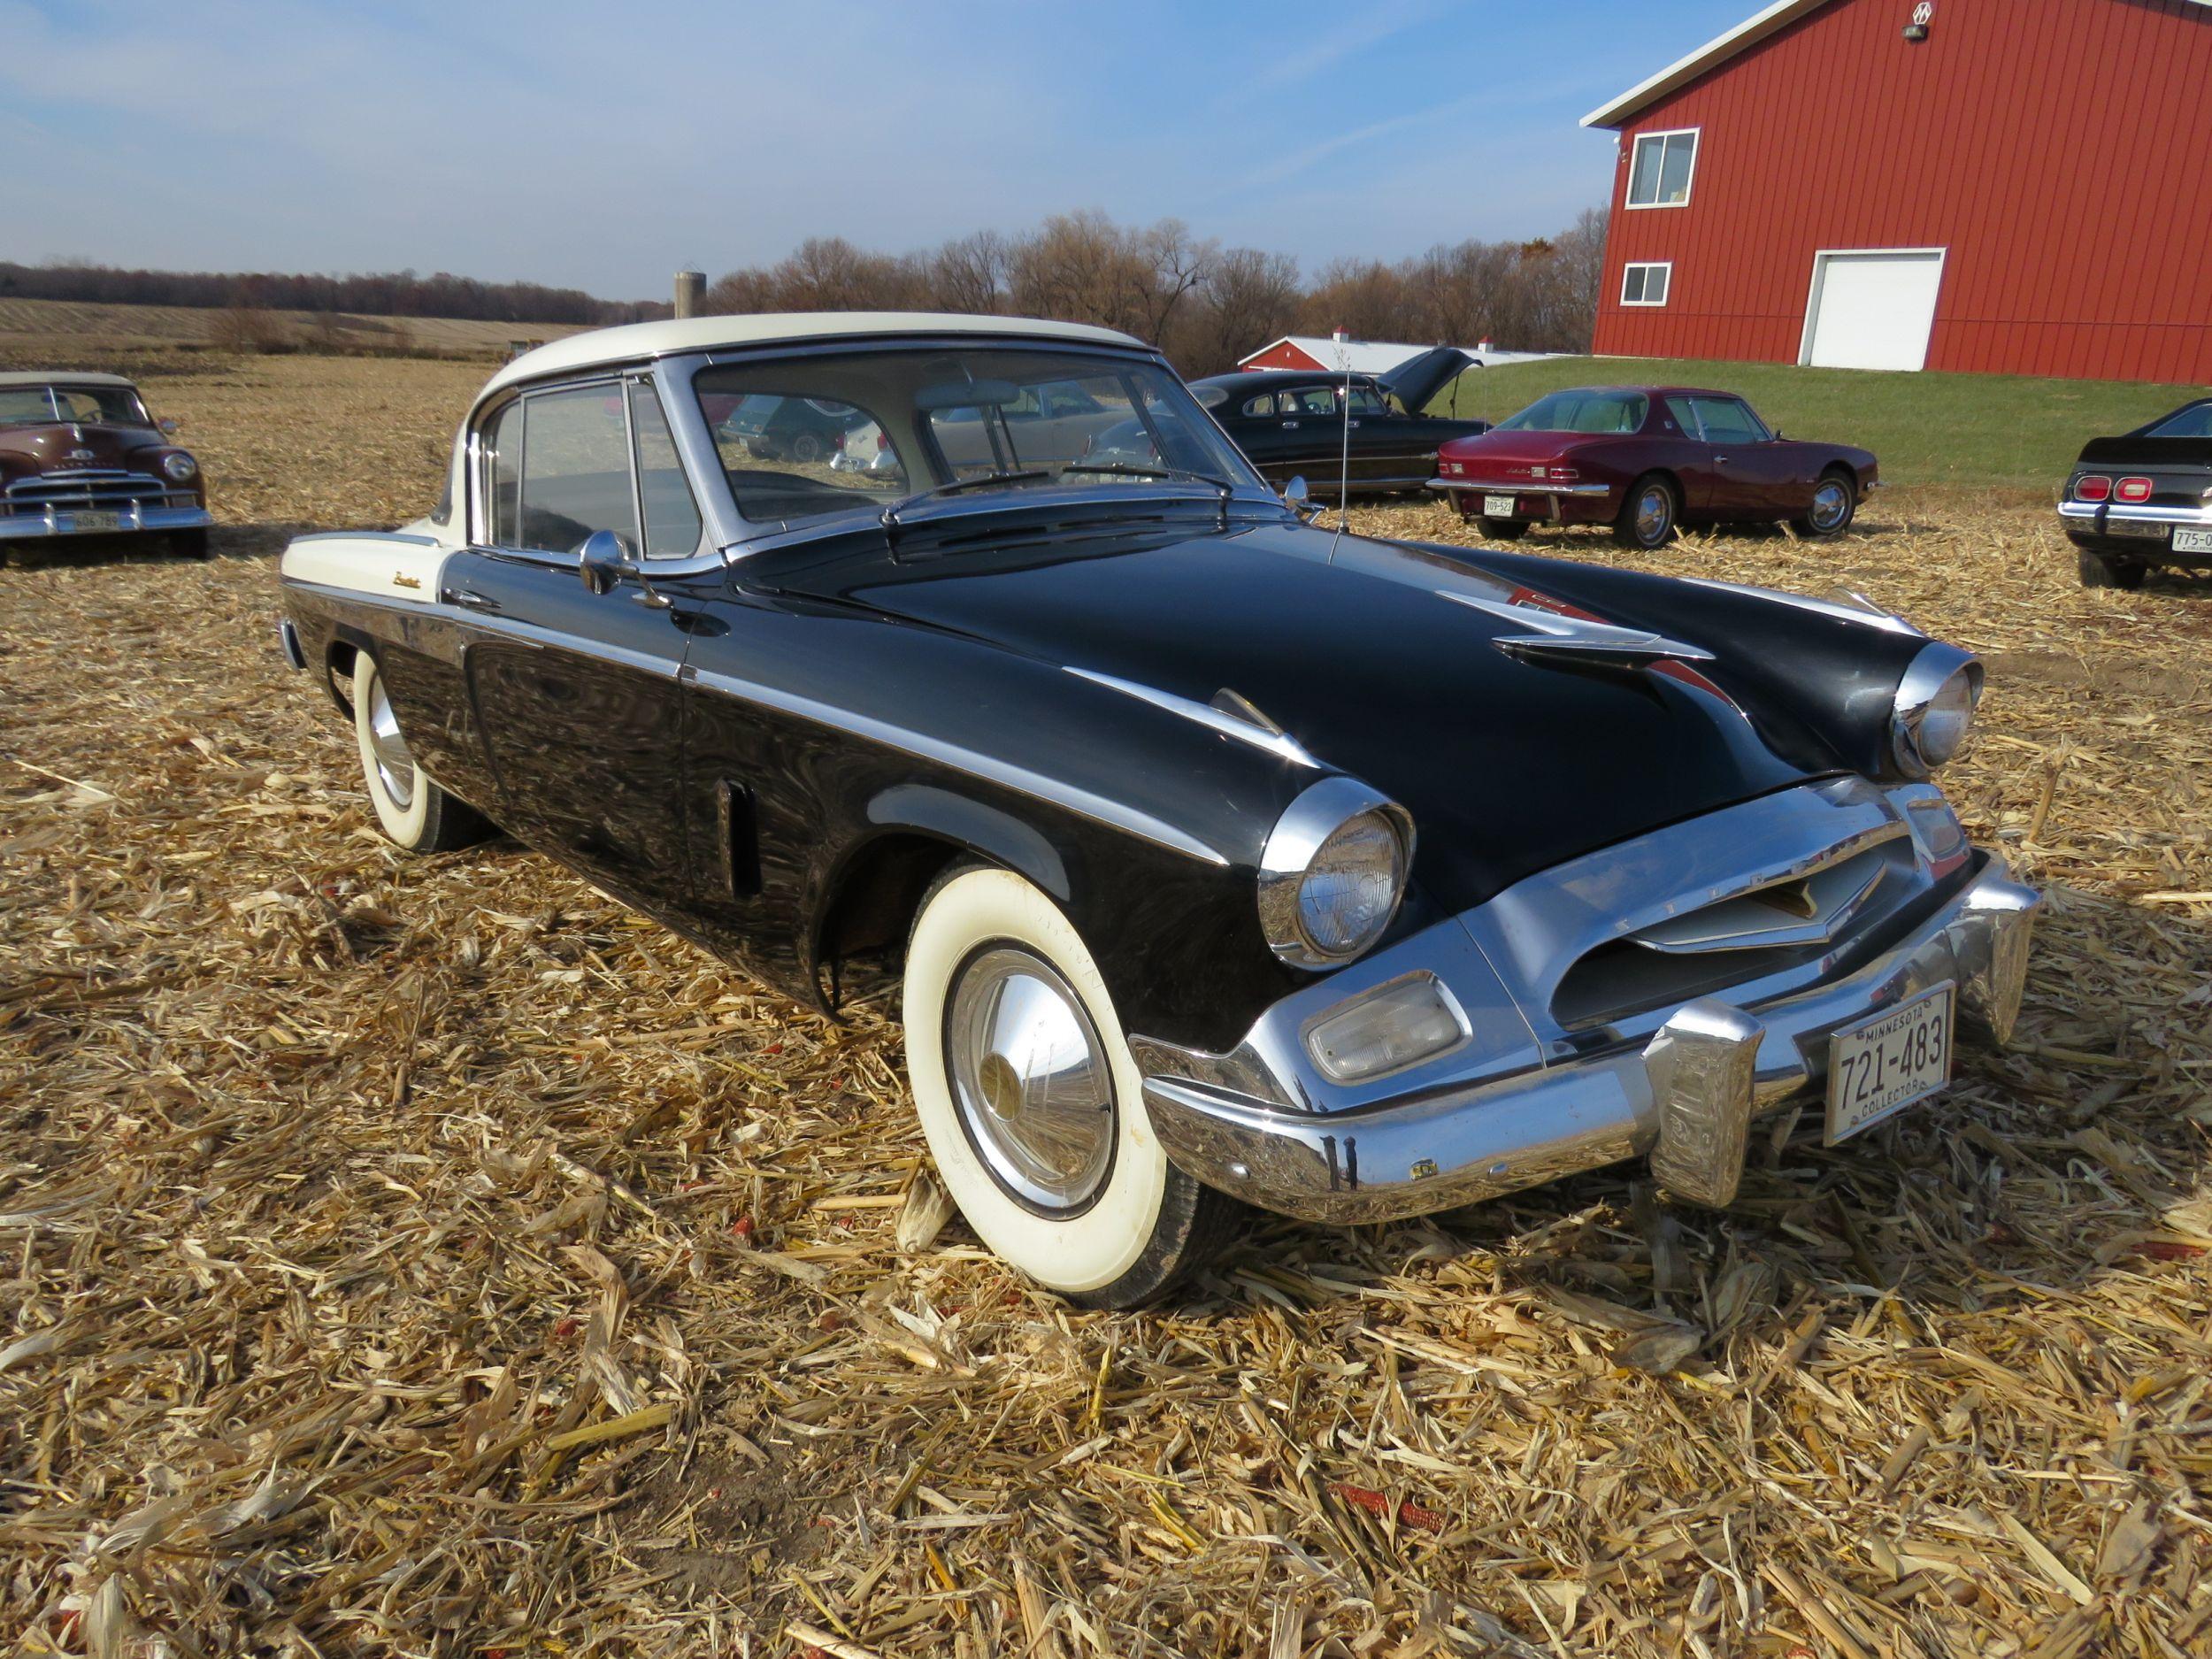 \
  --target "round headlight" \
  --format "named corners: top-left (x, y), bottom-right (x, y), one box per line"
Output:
top-left (163, 451), bottom-right (198, 482)
top-left (1891, 644), bottom-right (1981, 779)
top-left (1259, 778), bottom-right (1412, 968)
